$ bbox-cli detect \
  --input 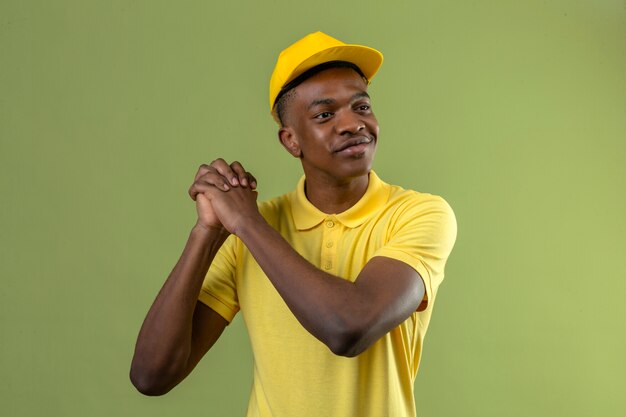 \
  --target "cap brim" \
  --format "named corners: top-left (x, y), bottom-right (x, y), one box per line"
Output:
top-left (286, 44), bottom-right (383, 89)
